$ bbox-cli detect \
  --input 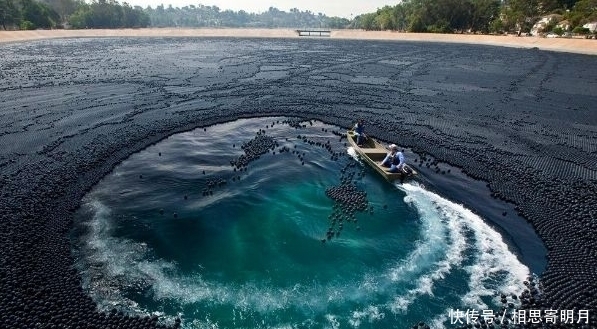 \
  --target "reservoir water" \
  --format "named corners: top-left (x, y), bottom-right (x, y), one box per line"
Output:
top-left (73, 117), bottom-right (531, 328)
